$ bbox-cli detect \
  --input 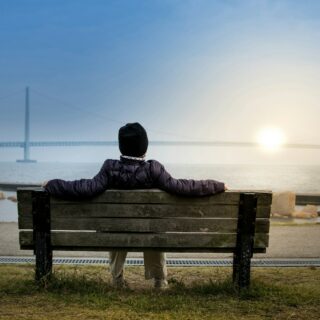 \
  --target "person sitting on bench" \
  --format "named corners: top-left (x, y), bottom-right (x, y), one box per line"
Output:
top-left (43, 122), bottom-right (226, 289)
